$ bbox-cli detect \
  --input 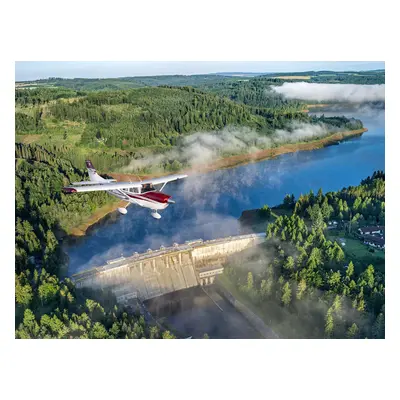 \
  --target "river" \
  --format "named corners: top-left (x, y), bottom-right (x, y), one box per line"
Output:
top-left (66, 105), bottom-right (385, 274)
